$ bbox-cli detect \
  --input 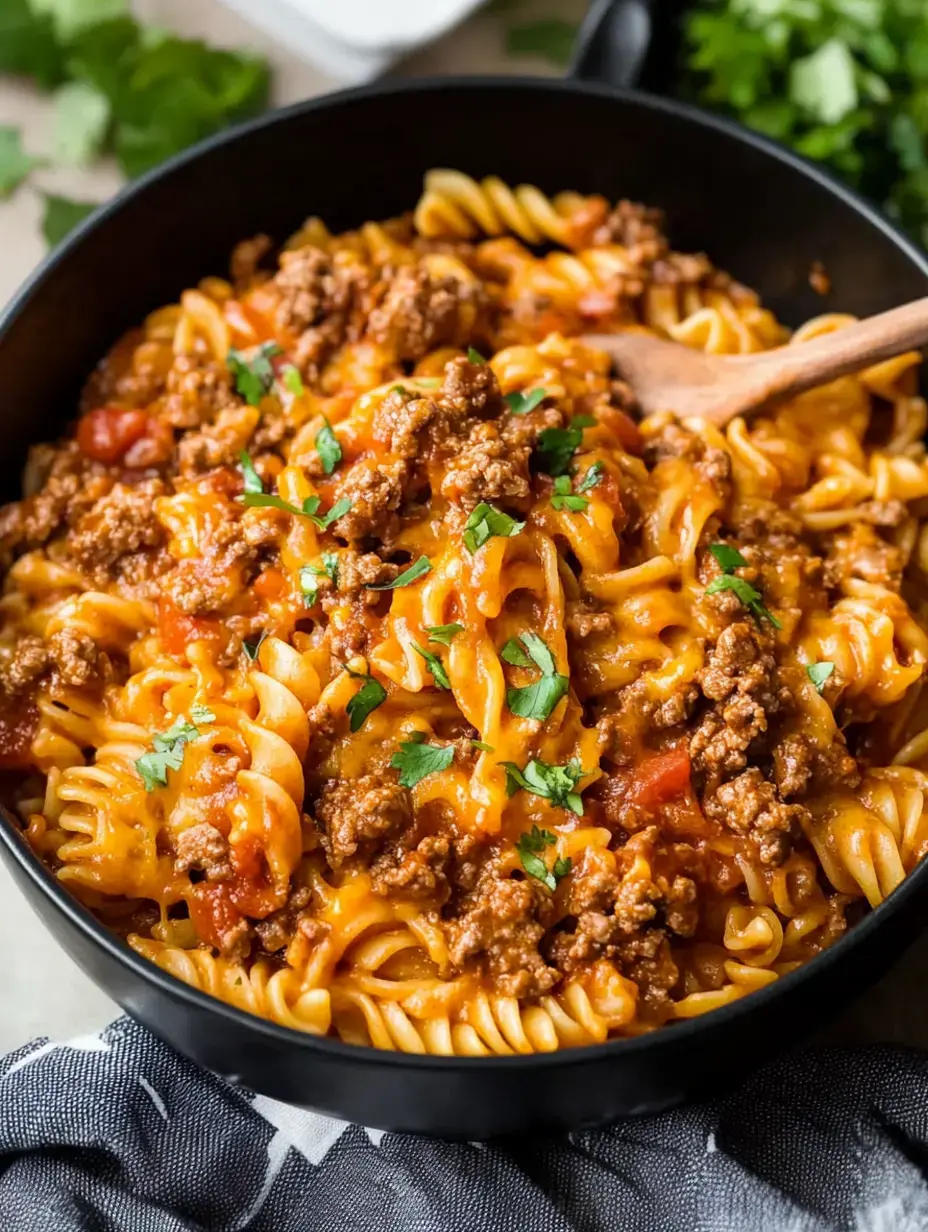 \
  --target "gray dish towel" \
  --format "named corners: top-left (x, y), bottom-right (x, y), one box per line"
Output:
top-left (1, 1016), bottom-right (927, 1231)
